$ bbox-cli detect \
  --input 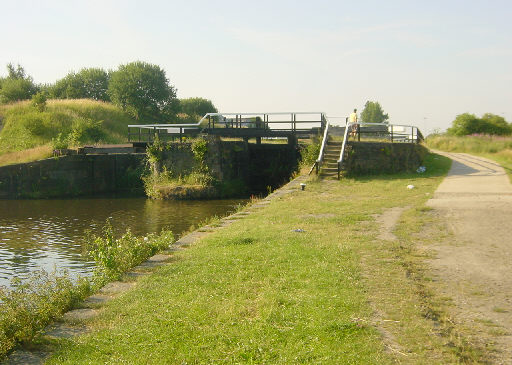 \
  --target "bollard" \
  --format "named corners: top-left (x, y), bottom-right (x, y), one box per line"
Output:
top-left (300, 183), bottom-right (306, 191)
